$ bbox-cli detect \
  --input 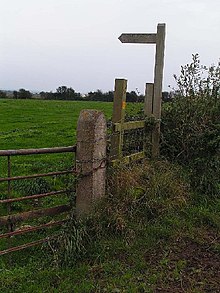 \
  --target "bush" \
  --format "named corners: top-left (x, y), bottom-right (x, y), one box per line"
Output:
top-left (161, 54), bottom-right (220, 196)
